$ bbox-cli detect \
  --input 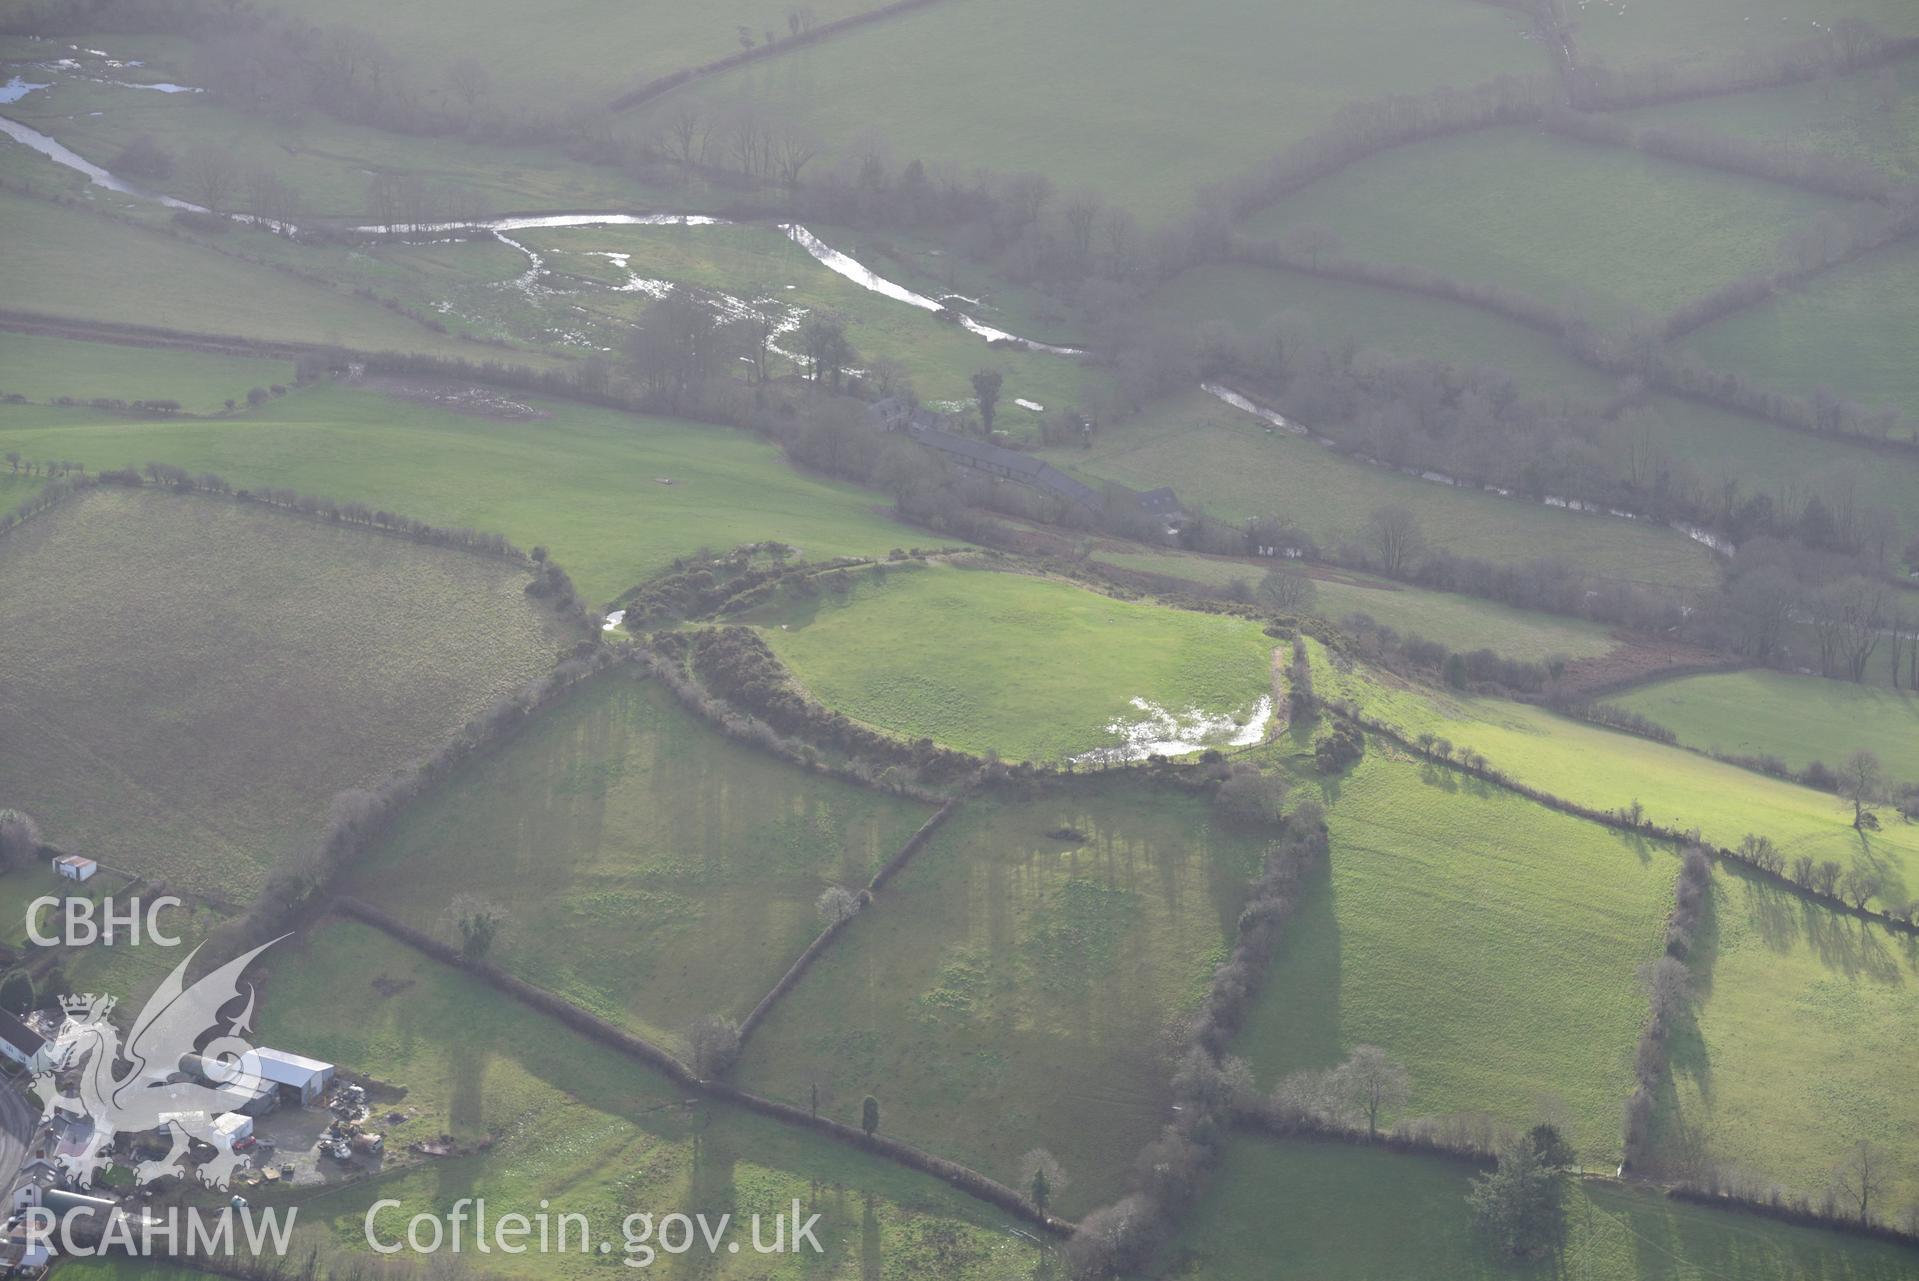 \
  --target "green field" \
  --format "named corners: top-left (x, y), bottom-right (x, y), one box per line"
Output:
top-left (1685, 236), bottom-right (1919, 436)
top-left (1159, 1138), bottom-right (1919, 1280)
top-left (0, 486), bottom-right (565, 895)
top-left (1621, 57), bottom-right (1919, 185)
top-left (1046, 388), bottom-right (1723, 592)
top-left (1, 65), bottom-right (673, 218)
top-left (1570, 0), bottom-right (1919, 75)
top-left (347, 669), bottom-right (932, 1052)
top-left (736, 781), bottom-right (1266, 1214)
top-left (0, 384), bottom-right (917, 603)
top-left (1309, 644), bottom-right (1919, 911)
top-left (0, 333), bottom-right (294, 414)
top-left (252, 919), bottom-right (1041, 1279)
top-left (238, 0), bottom-right (894, 107)
top-left (1240, 755), bottom-right (1672, 1162)
top-left (628, 0), bottom-right (1549, 220)
top-left (1242, 127), bottom-right (1853, 323)
top-left (0, 191), bottom-right (494, 358)
top-left (1614, 669), bottom-right (1919, 785)
top-left (1654, 864), bottom-right (1919, 1211)
top-left (1091, 546), bottom-right (1621, 665)
top-left (754, 561), bottom-right (1277, 761)
top-left (1147, 262), bottom-right (1621, 405)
